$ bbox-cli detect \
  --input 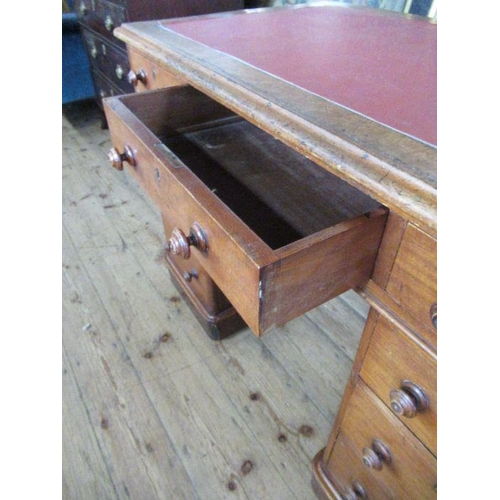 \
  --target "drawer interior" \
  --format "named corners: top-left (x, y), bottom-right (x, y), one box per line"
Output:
top-left (121, 87), bottom-right (382, 250)
top-left (107, 86), bottom-right (388, 334)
